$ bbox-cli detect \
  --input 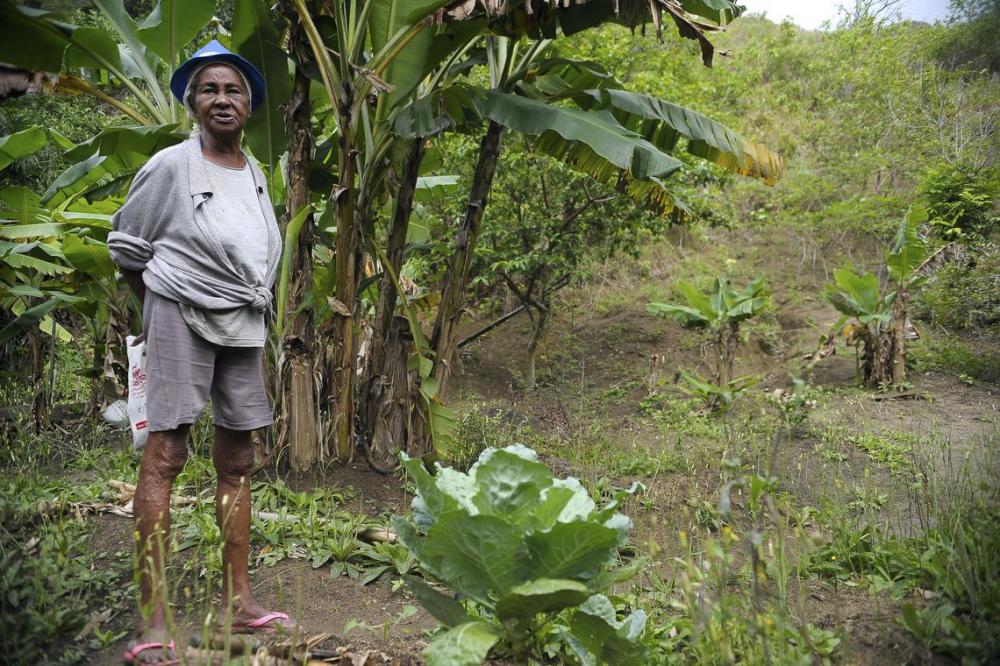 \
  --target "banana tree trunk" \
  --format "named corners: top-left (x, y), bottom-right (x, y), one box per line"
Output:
top-left (86, 307), bottom-right (111, 418)
top-left (360, 139), bottom-right (424, 468)
top-left (363, 318), bottom-right (413, 472)
top-left (891, 287), bottom-right (909, 386)
top-left (865, 323), bottom-right (895, 388)
top-left (102, 302), bottom-right (129, 402)
top-left (281, 49), bottom-right (319, 472)
top-left (717, 322), bottom-right (738, 386)
top-left (29, 321), bottom-right (45, 433)
top-left (326, 123), bottom-right (360, 461)
top-left (411, 121), bottom-right (504, 455)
